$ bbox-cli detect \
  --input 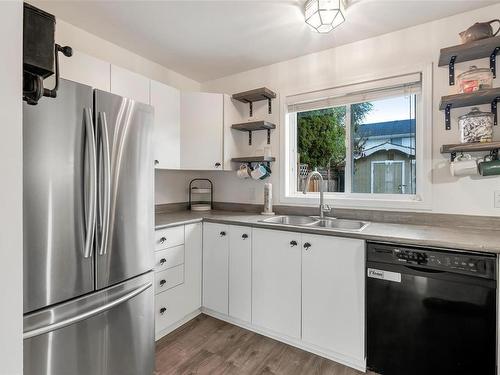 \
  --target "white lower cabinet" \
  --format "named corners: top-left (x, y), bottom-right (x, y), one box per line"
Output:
top-left (184, 223), bottom-right (202, 313)
top-left (228, 226), bottom-right (252, 322)
top-left (252, 228), bottom-right (302, 339)
top-left (154, 222), bottom-right (202, 340)
top-left (160, 221), bottom-right (366, 371)
top-left (301, 234), bottom-right (365, 364)
top-left (202, 223), bottom-right (229, 314)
